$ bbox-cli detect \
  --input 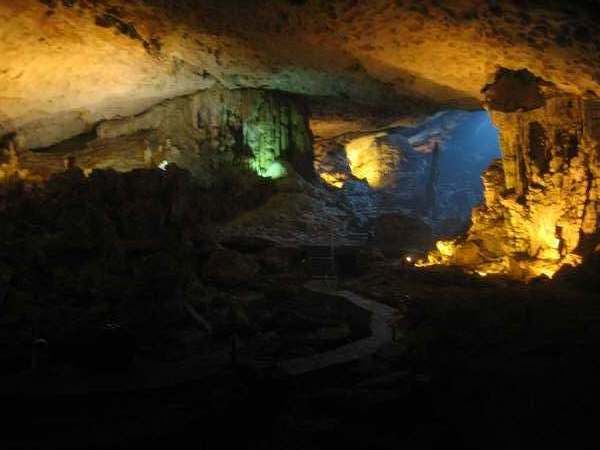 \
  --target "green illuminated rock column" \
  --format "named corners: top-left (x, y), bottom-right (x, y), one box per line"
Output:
top-left (241, 90), bottom-right (314, 179)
